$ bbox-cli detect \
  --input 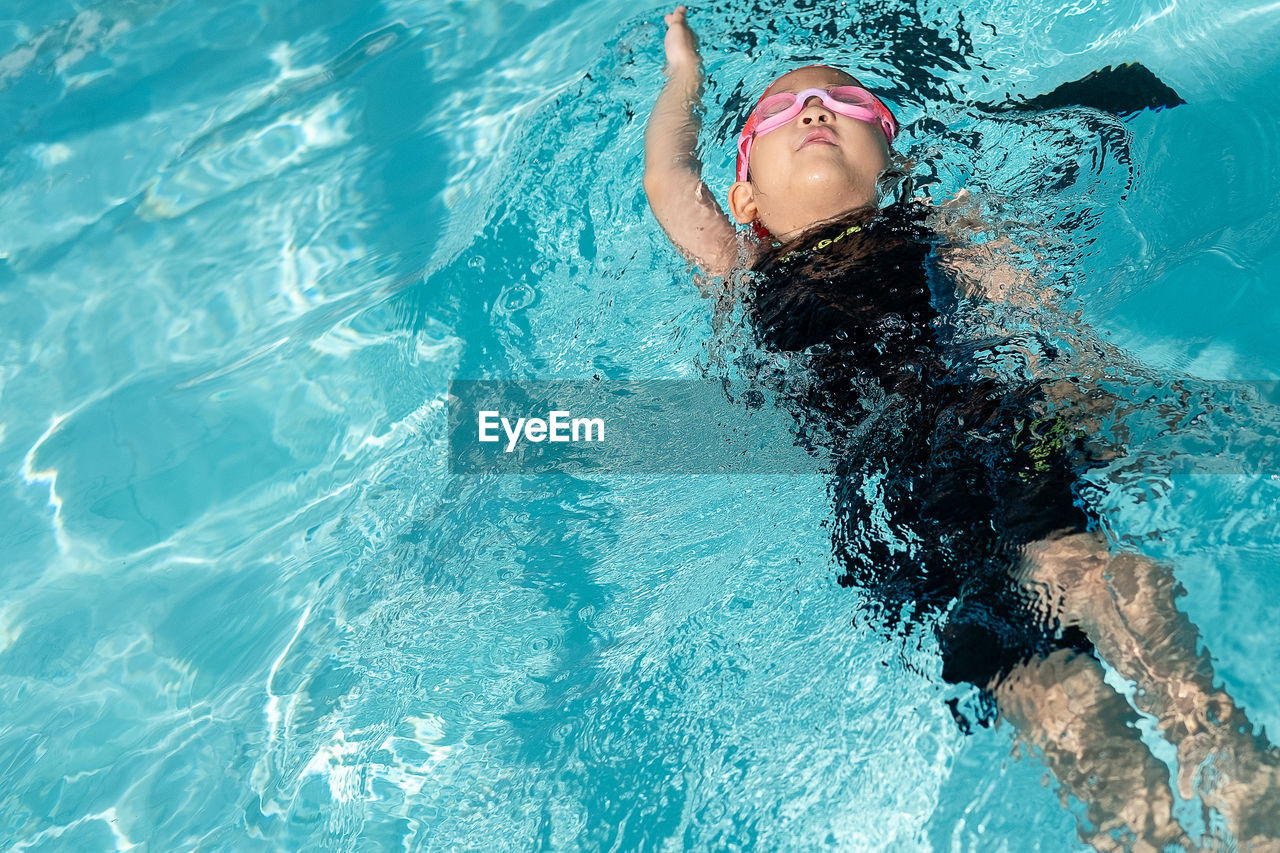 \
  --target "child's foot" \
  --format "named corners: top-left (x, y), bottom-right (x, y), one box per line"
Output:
top-left (1174, 693), bottom-right (1280, 851)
